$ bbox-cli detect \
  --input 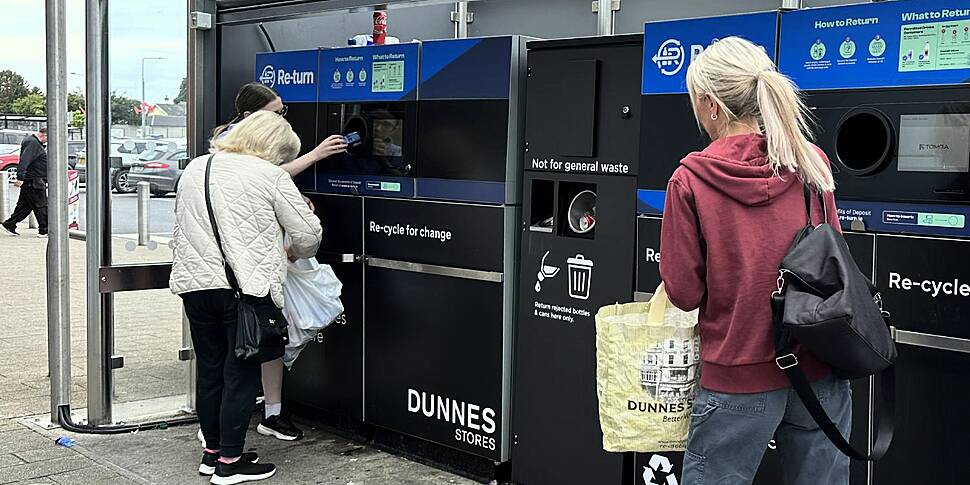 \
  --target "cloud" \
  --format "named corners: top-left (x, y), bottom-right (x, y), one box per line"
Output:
top-left (0, 0), bottom-right (186, 103)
